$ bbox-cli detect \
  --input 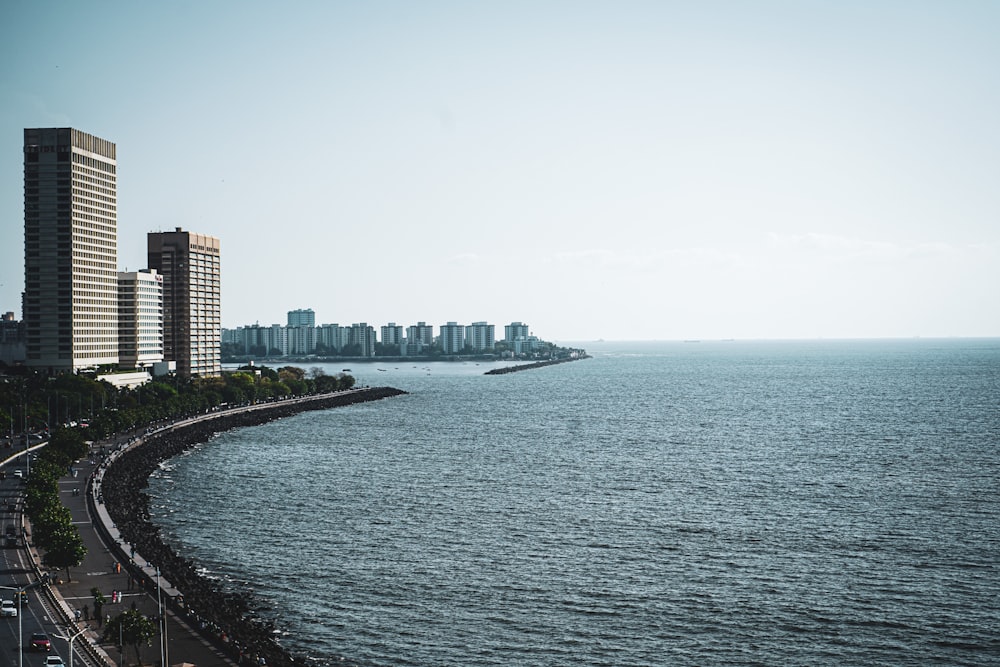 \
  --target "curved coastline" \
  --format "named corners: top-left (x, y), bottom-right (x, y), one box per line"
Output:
top-left (96, 387), bottom-right (407, 667)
